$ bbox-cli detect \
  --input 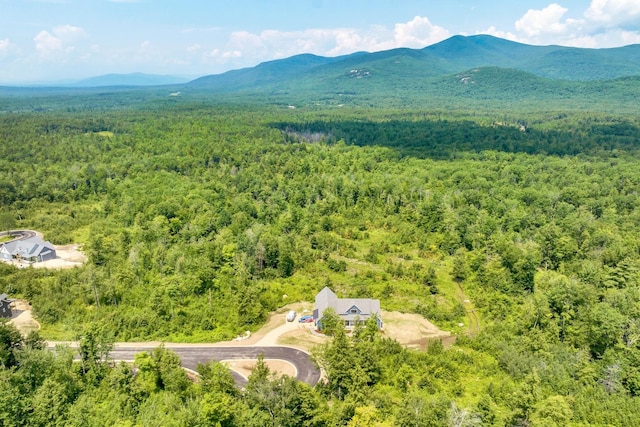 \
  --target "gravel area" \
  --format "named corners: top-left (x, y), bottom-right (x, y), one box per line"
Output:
top-left (31, 244), bottom-right (87, 269)
top-left (8, 300), bottom-right (40, 336)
